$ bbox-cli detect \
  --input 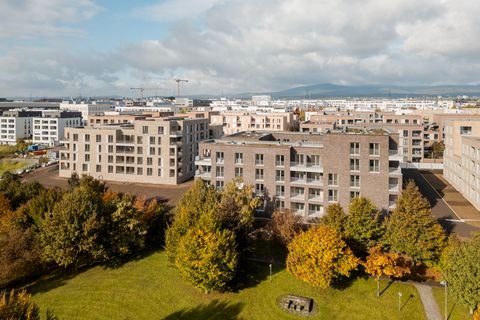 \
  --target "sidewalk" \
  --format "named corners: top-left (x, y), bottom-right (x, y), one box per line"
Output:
top-left (414, 284), bottom-right (442, 320)
top-left (420, 171), bottom-right (480, 228)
